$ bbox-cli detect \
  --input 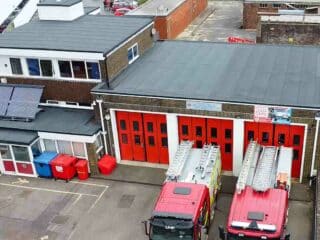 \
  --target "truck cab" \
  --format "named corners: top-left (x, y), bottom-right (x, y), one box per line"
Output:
top-left (146, 182), bottom-right (210, 240)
